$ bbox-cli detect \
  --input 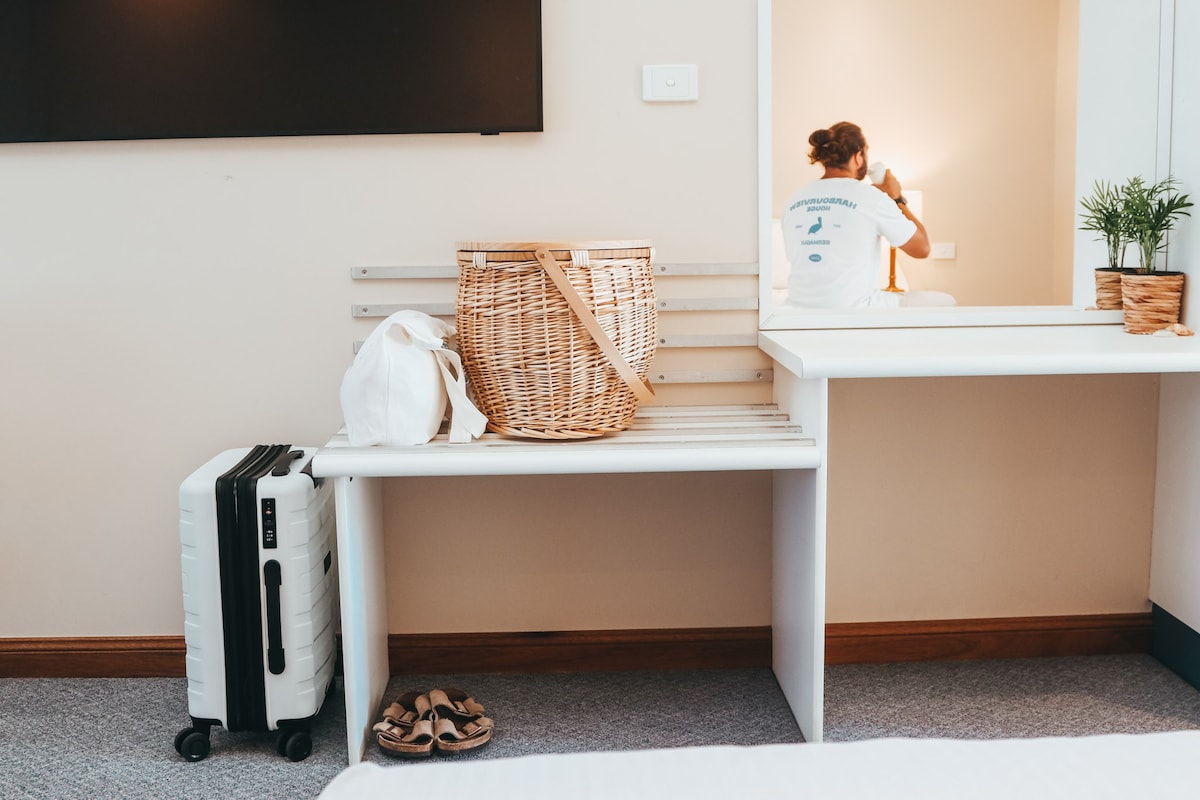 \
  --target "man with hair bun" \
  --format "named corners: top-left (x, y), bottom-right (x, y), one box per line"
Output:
top-left (782, 121), bottom-right (948, 308)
